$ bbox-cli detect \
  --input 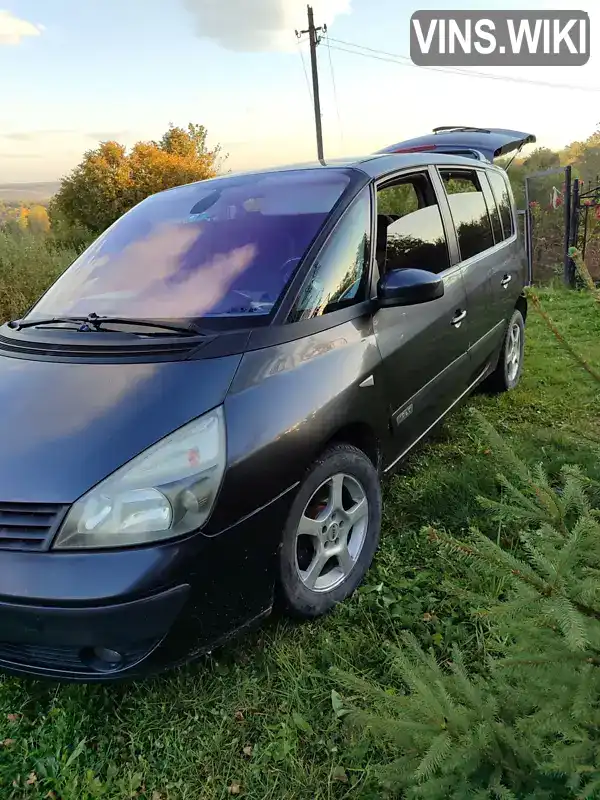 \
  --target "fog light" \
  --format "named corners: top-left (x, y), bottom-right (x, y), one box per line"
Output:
top-left (80, 645), bottom-right (125, 673)
top-left (93, 647), bottom-right (123, 666)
